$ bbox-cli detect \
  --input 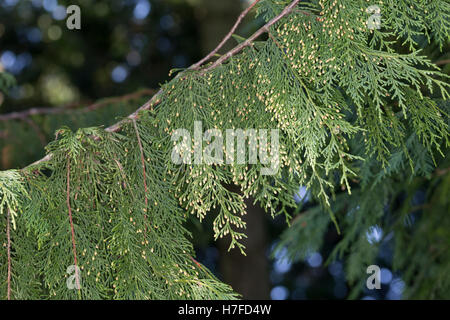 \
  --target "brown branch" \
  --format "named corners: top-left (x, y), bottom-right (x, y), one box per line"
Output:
top-left (6, 207), bottom-right (11, 300)
top-left (435, 59), bottom-right (450, 66)
top-left (24, 0), bottom-right (300, 169)
top-left (5, 4), bottom-right (303, 279)
top-left (434, 167), bottom-right (450, 177)
top-left (200, 0), bottom-right (301, 74)
top-left (190, 256), bottom-right (205, 270)
top-left (28, 154), bottom-right (52, 168)
top-left (66, 158), bottom-right (81, 292)
top-left (0, 102), bottom-right (81, 121)
top-left (190, 0), bottom-right (262, 70)
top-left (104, 96), bottom-right (160, 134)
top-left (0, 89), bottom-right (156, 122)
